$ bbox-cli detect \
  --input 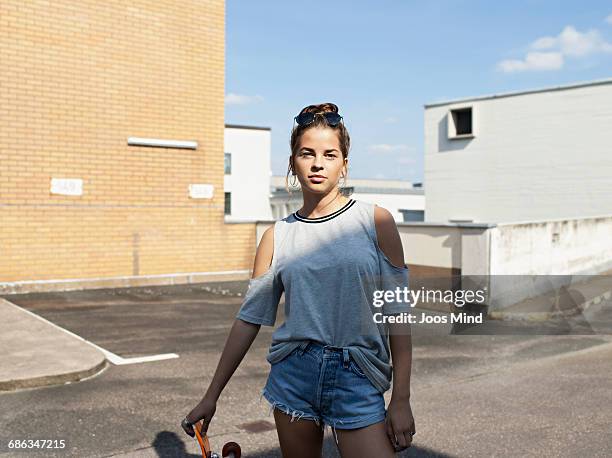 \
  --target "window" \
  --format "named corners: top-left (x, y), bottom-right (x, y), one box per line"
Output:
top-left (224, 192), bottom-right (231, 215)
top-left (340, 186), bottom-right (354, 197)
top-left (224, 153), bottom-right (231, 174)
top-left (447, 106), bottom-right (475, 139)
top-left (399, 209), bottom-right (424, 222)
